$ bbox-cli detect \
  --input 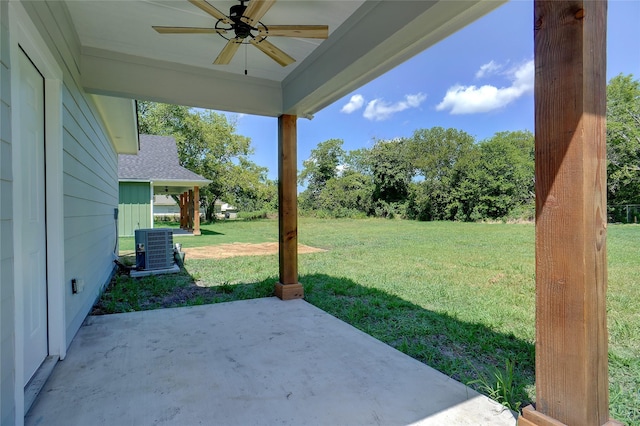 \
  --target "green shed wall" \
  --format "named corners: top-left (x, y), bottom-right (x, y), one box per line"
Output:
top-left (119, 182), bottom-right (151, 237)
